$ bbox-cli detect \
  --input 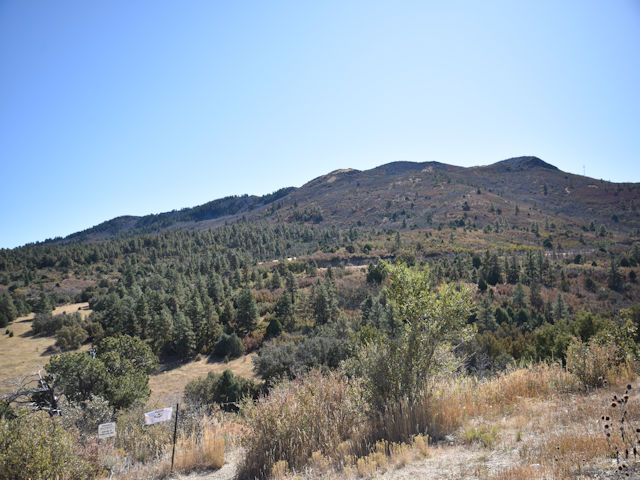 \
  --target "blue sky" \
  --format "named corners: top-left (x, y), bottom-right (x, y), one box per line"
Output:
top-left (1, 1), bottom-right (639, 248)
